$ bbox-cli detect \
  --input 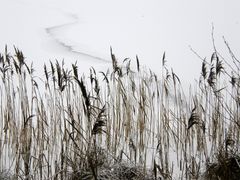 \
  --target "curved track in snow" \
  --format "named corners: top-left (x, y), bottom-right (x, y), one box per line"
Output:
top-left (45, 13), bottom-right (110, 63)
